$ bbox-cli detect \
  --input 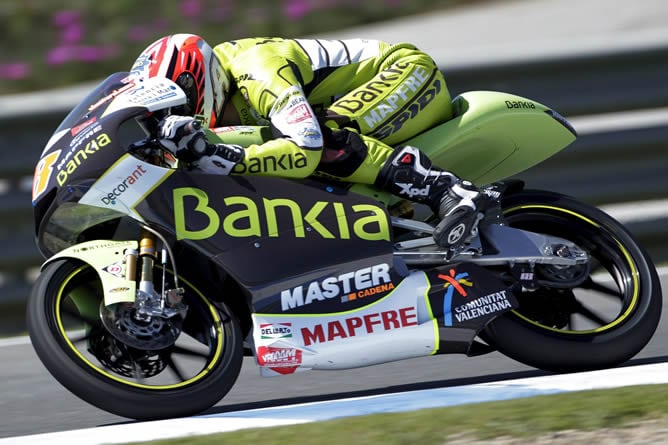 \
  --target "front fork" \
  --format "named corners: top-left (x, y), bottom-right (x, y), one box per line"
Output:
top-left (125, 228), bottom-right (186, 320)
